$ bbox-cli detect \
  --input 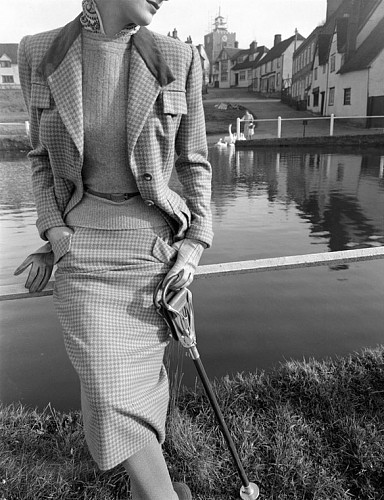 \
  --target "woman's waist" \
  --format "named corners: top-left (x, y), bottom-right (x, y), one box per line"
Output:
top-left (65, 191), bottom-right (168, 230)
